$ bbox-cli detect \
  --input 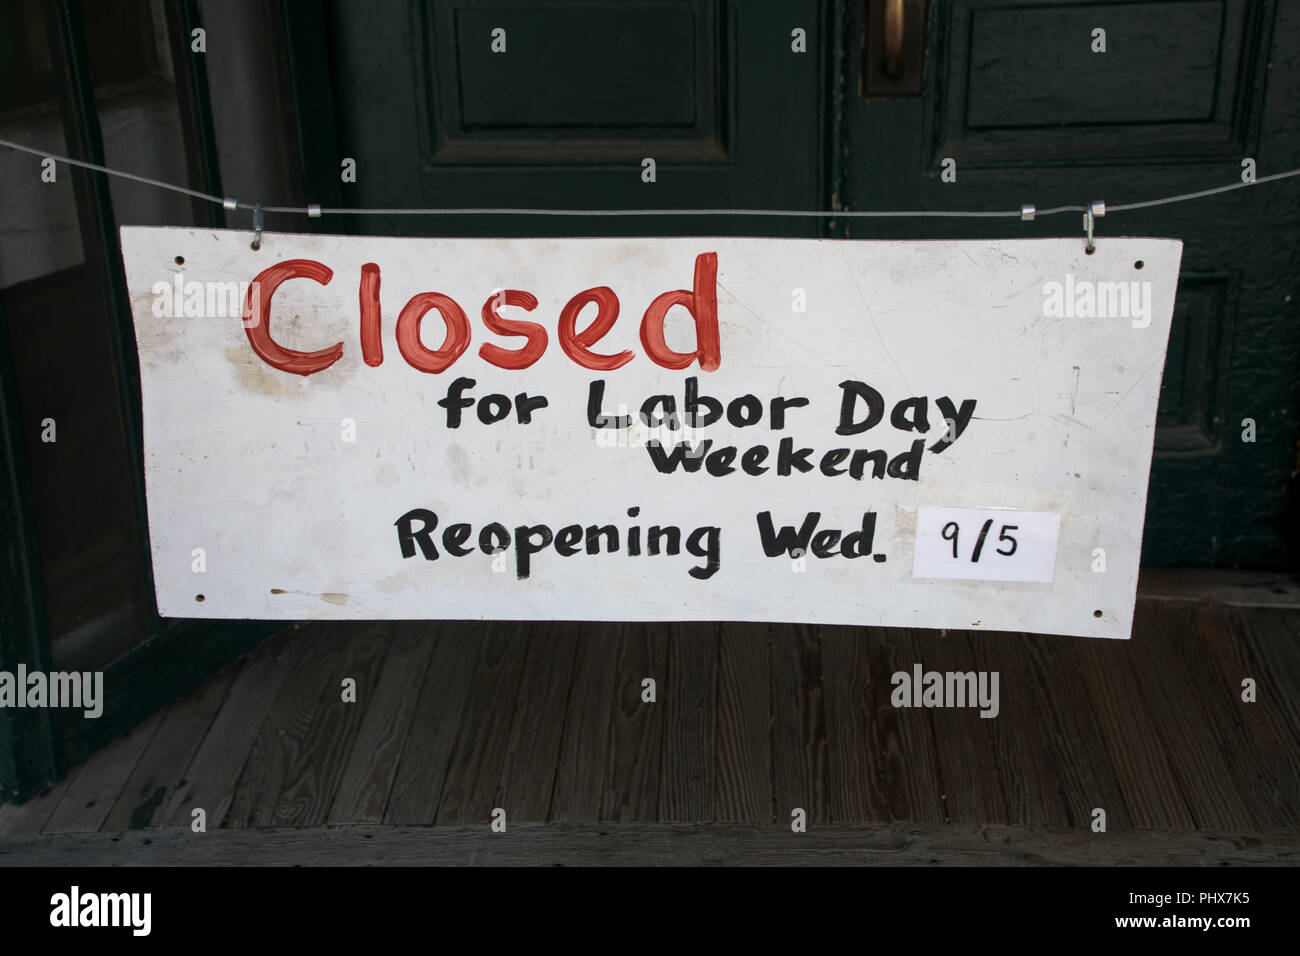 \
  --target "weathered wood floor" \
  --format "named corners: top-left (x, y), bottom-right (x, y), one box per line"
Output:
top-left (2, 569), bottom-right (1298, 864)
